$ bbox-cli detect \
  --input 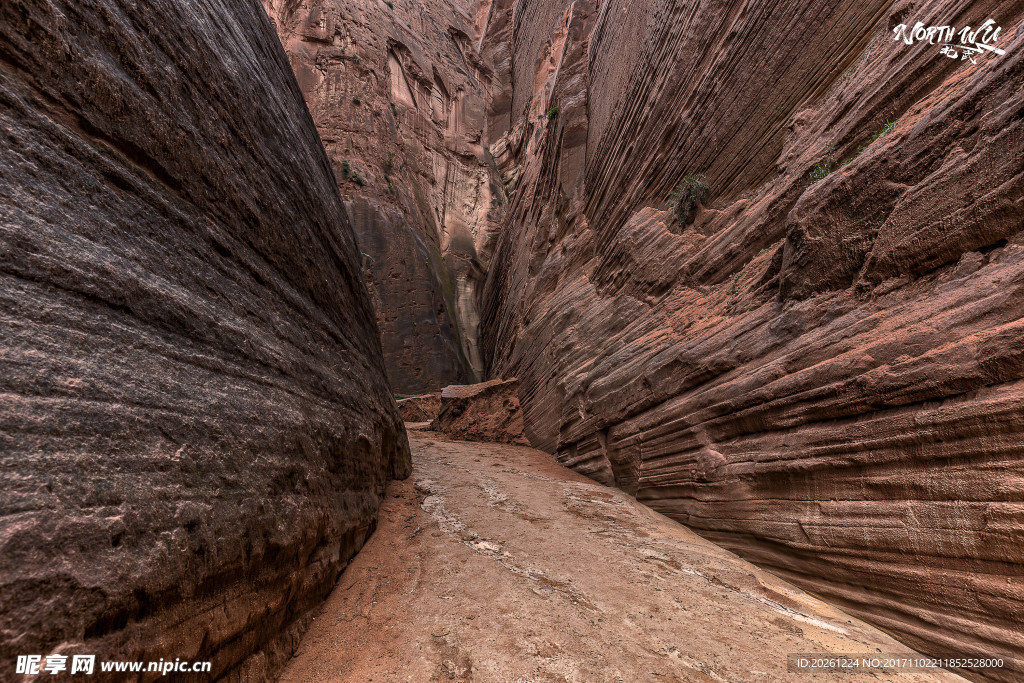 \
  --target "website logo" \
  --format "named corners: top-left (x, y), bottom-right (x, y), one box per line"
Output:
top-left (893, 19), bottom-right (1007, 63)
